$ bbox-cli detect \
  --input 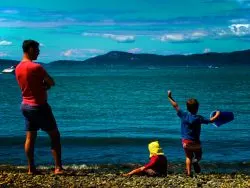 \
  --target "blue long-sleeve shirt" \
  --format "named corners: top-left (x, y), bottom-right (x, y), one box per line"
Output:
top-left (177, 110), bottom-right (210, 142)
